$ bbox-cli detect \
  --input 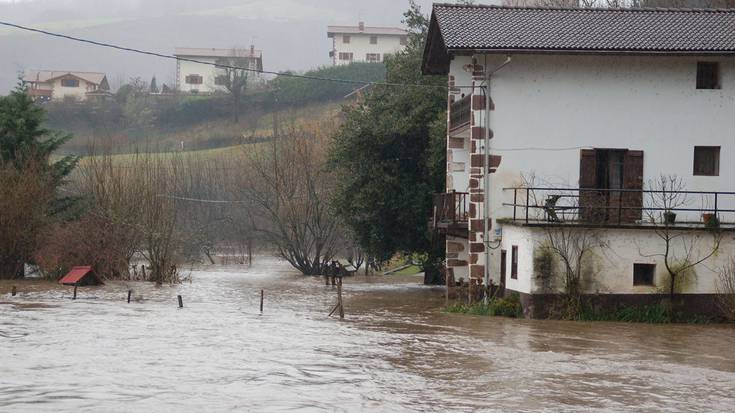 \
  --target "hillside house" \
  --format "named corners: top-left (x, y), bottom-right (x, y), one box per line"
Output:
top-left (174, 47), bottom-right (263, 94)
top-left (328, 22), bottom-right (408, 65)
top-left (423, 4), bottom-right (735, 317)
top-left (21, 70), bottom-right (111, 102)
